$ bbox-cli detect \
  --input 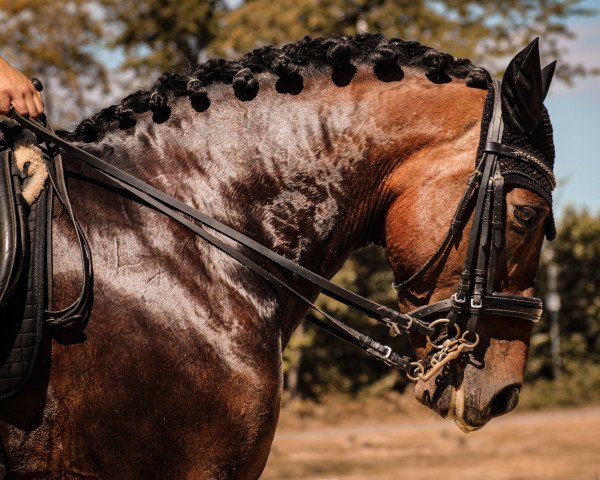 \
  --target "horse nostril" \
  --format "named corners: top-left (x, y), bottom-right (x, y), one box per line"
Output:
top-left (489, 384), bottom-right (521, 418)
